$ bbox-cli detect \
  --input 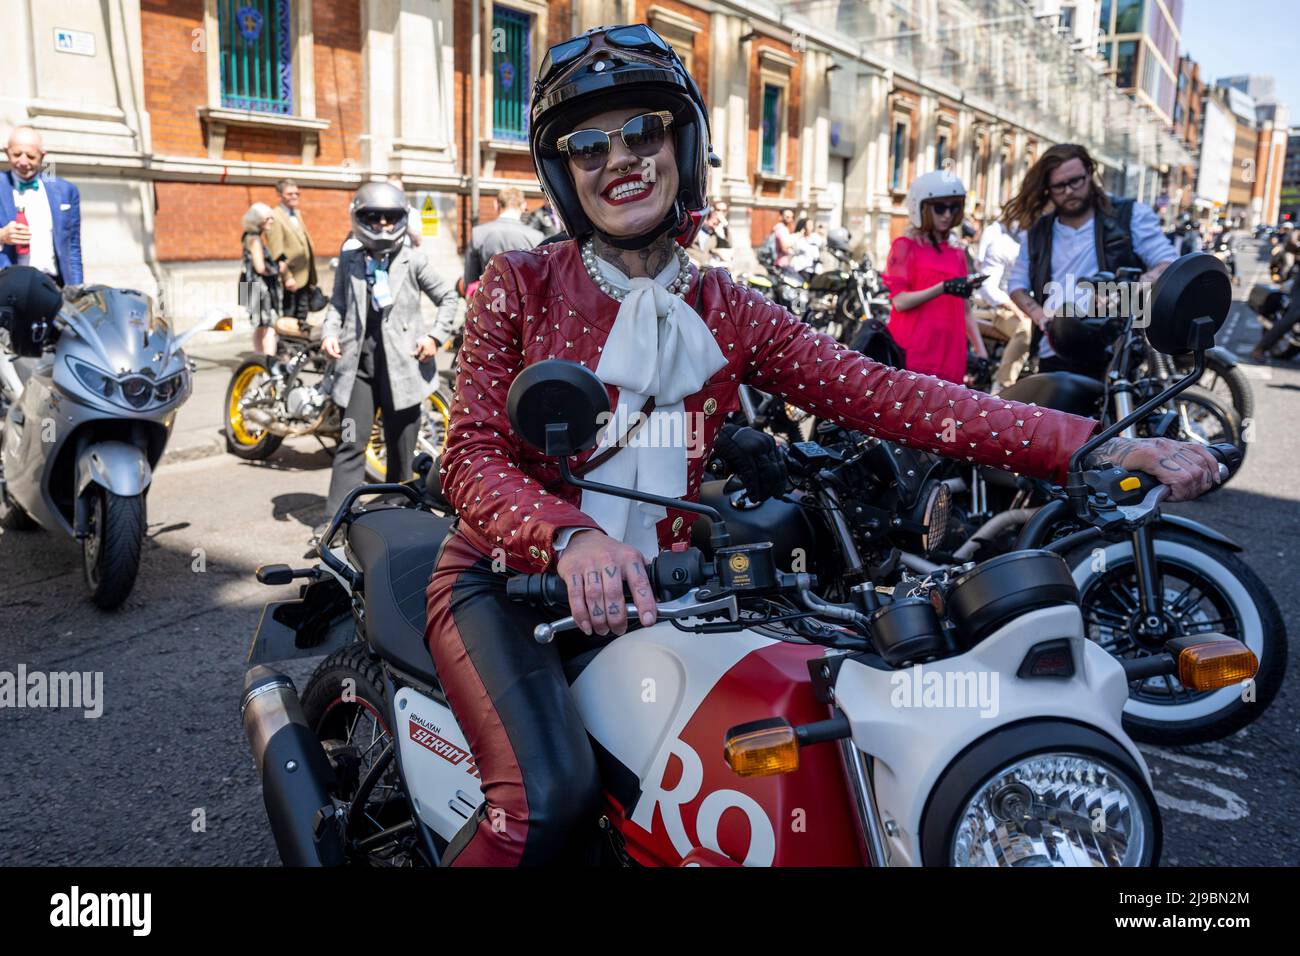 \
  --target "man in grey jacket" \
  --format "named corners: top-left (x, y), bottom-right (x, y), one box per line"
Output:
top-left (463, 186), bottom-right (543, 288)
top-left (320, 182), bottom-right (457, 528)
